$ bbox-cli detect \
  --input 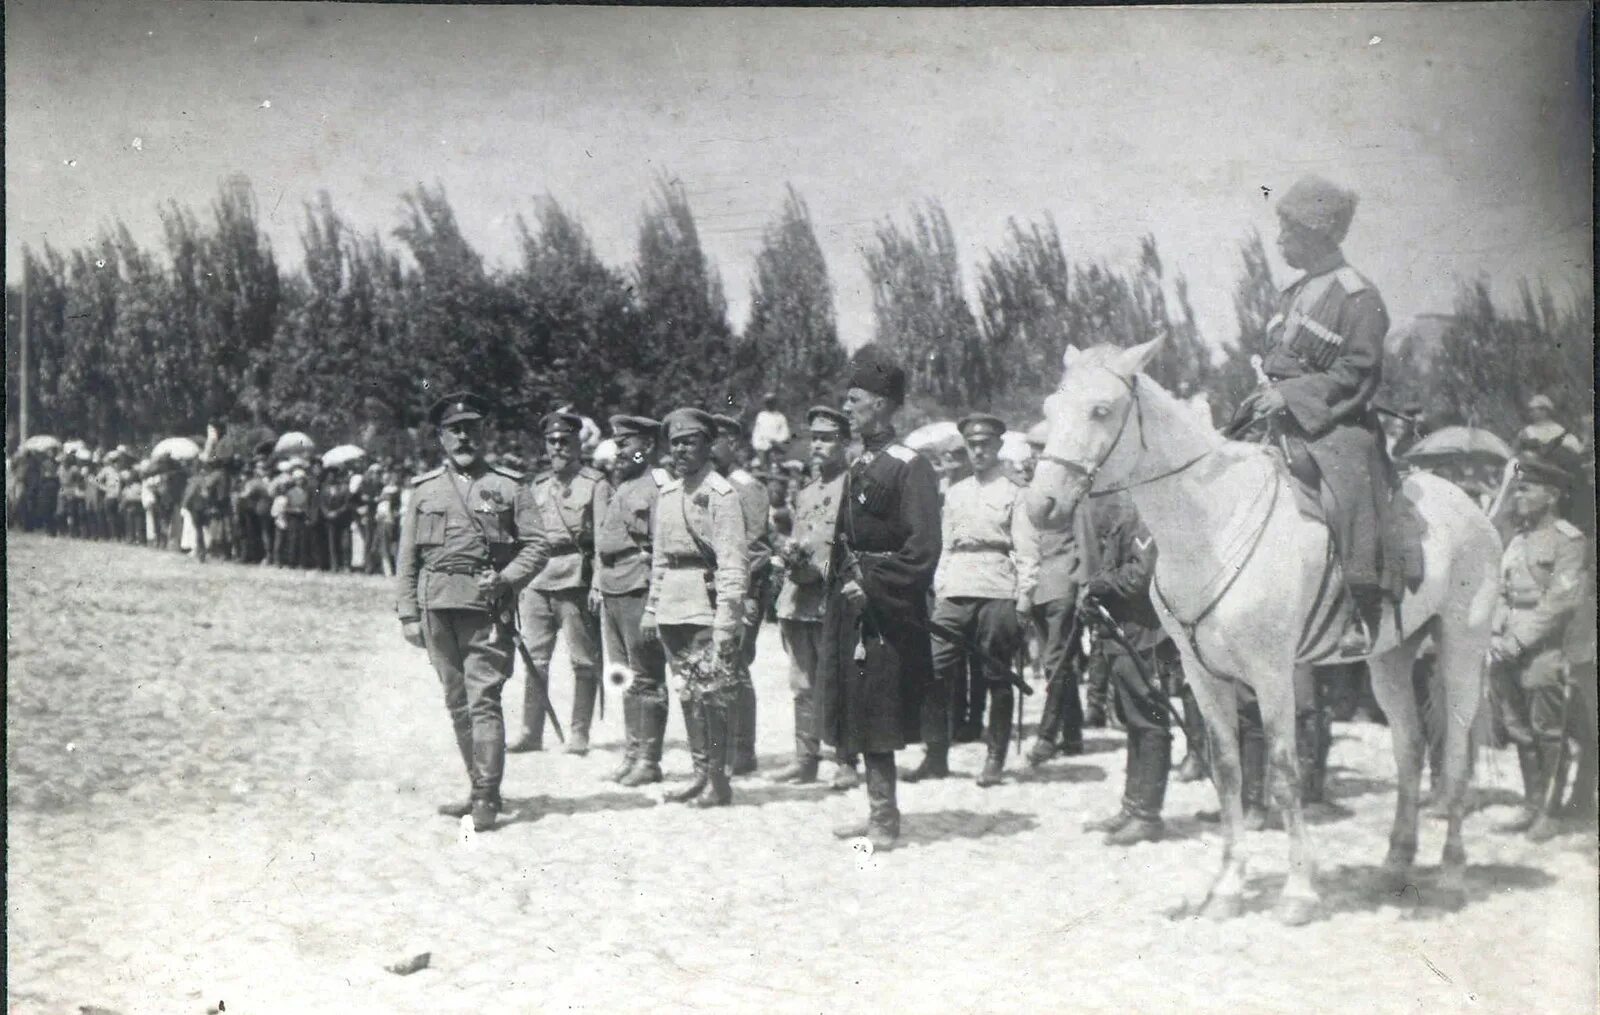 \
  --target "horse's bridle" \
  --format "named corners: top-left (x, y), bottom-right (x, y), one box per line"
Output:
top-left (1036, 369), bottom-right (1214, 498)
